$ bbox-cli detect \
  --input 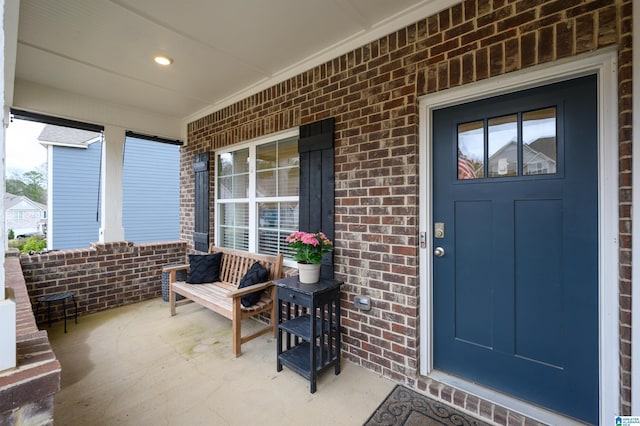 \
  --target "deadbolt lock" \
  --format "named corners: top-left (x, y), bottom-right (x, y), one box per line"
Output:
top-left (434, 222), bottom-right (445, 239)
